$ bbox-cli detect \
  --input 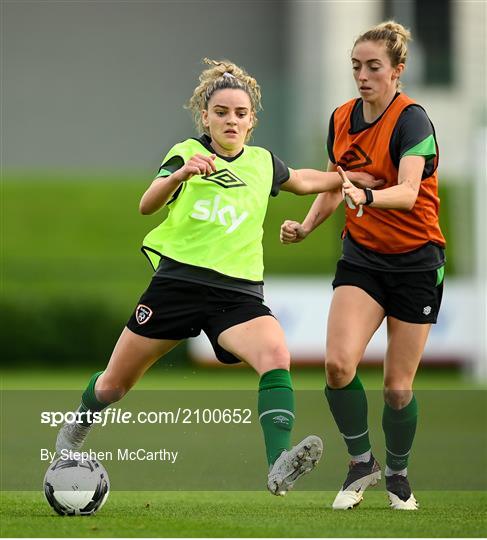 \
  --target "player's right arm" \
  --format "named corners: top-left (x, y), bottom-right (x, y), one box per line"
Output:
top-left (139, 153), bottom-right (216, 215)
top-left (280, 160), bottom-right (343, 244)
